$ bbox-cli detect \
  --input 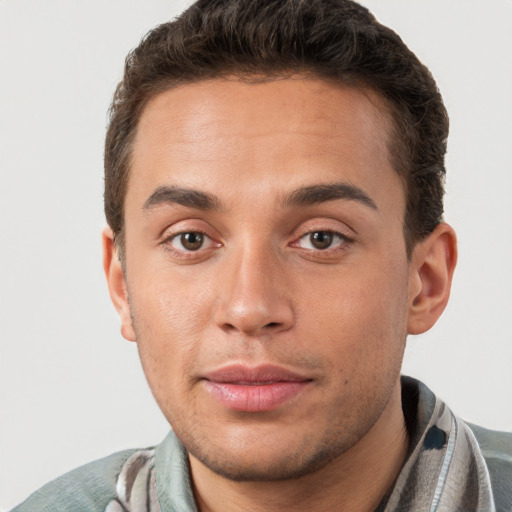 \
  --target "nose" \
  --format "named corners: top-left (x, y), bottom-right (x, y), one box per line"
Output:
top-left (213, 244), bottom-right (294, 336)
